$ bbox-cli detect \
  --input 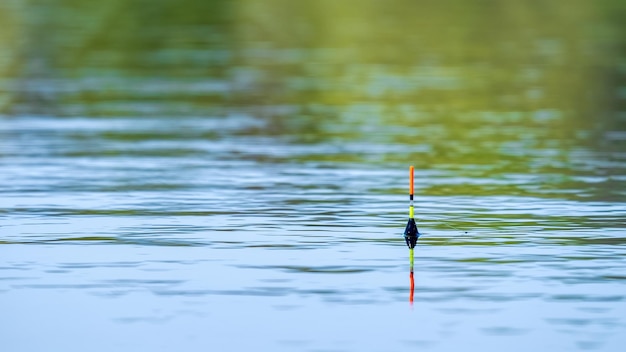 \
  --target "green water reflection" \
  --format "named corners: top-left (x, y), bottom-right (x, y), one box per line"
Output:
top-left (1, 0), bottom-right (625, 202)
